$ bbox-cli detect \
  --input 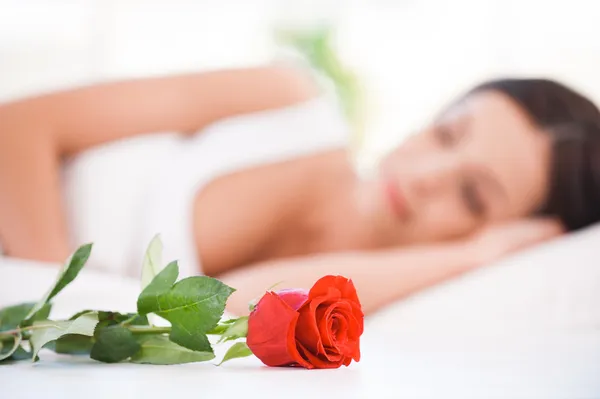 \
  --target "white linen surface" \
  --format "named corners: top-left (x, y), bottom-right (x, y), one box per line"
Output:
top-left (1, 254), bottom-right (600, 399)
